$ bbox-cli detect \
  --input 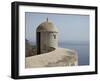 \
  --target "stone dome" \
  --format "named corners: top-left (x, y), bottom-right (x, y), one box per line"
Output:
top-left (37, 18), bottom-right (58, 32)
